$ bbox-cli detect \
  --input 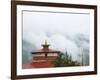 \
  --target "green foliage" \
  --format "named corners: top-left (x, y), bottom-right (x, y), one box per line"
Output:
top-left (53, 52), bottom-right (80, 67)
